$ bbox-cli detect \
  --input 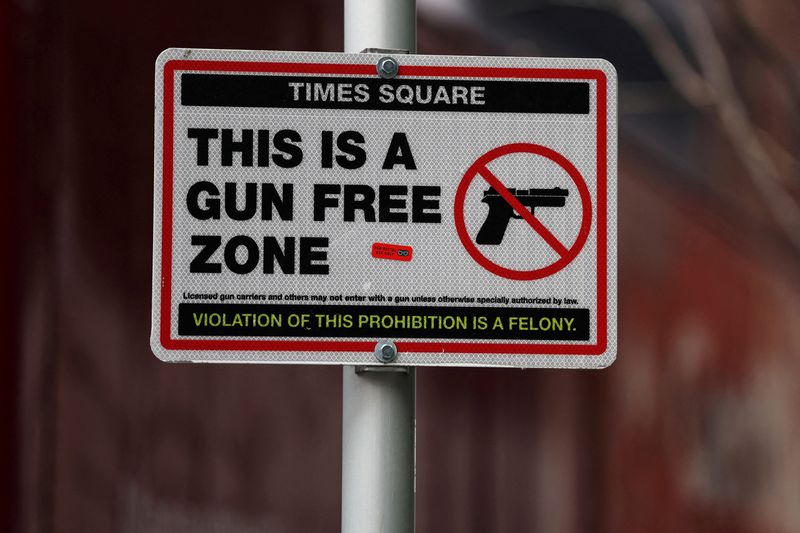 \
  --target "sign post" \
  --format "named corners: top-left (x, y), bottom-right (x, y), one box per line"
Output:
top-left (151, 3), bottom-right (617, 532)
top-left (341, 2), bottom-right (416, 532)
